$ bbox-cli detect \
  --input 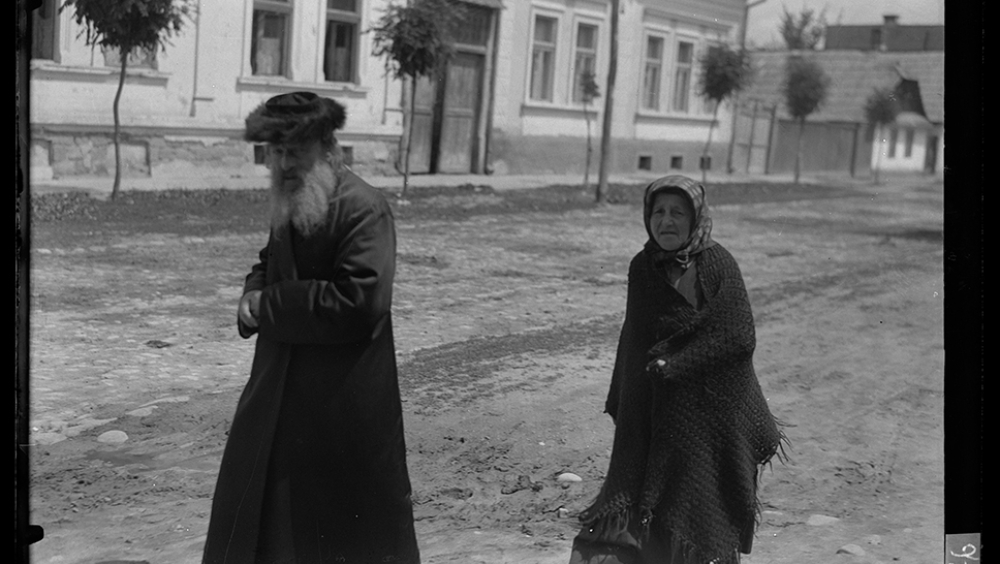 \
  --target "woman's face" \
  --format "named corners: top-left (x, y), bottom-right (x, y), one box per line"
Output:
top-left (649, 192), bottom-right (693, 251)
